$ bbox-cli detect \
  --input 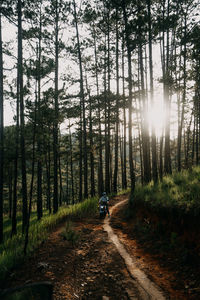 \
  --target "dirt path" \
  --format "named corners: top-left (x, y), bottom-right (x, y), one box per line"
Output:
top-left (104, 199), bottom-right (166, 300)
top-left (2, 195), bottom-right (169, 299)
